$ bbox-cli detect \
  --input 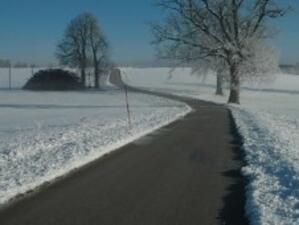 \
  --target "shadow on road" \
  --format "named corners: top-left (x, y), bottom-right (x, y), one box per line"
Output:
top-left (218, 111), bottom-right (249, 225)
